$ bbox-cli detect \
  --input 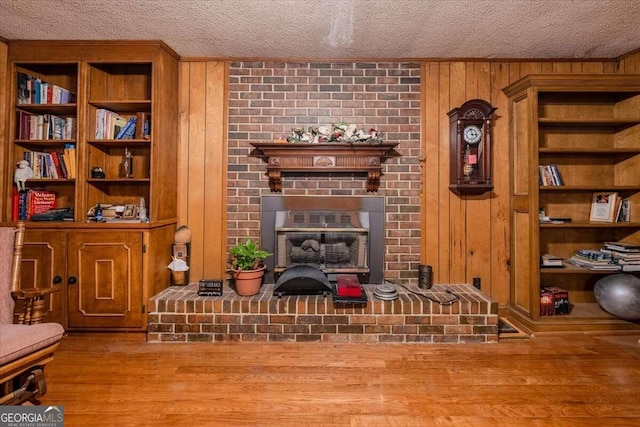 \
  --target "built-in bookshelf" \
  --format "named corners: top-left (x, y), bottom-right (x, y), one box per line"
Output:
top-left (11, 63), bottom-right (78, 214)
top-left (2, 42), bottom-right (179, 331)
top-left (86, 62), bottom-right (153, 214)
top-left (504, 74), bottom-right (640, 333)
